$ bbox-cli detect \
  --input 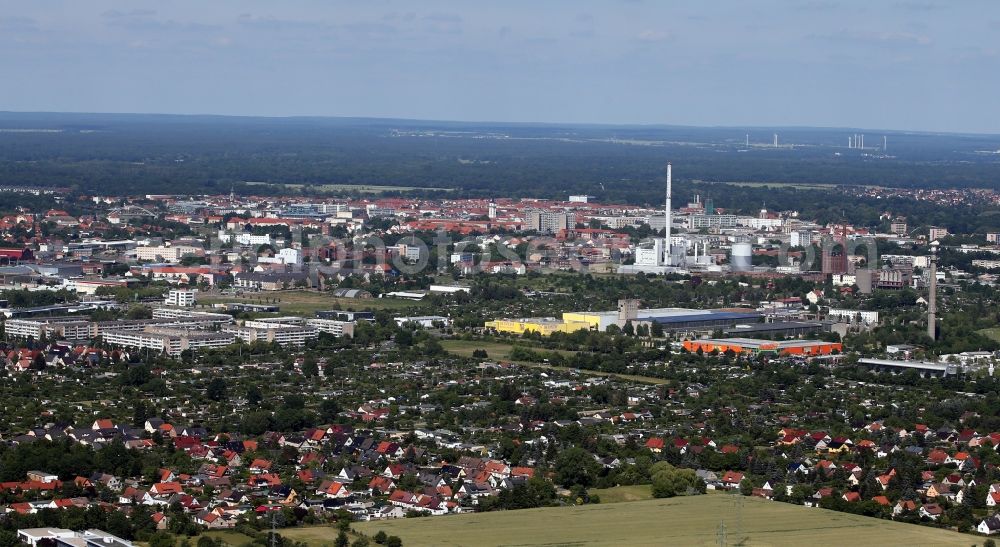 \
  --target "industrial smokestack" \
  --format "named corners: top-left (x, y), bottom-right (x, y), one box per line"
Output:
top-left (928, 241), bottom-right (938, 339)
top-left (732, 243), bottom-right (752, 272)
top-left (665, 163), bottom-right (672, 265)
